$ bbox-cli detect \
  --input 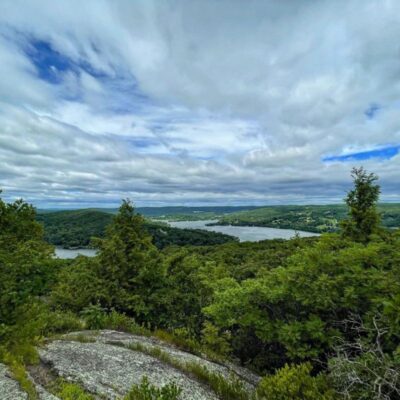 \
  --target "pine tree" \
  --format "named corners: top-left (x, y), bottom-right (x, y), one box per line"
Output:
top-left (341, 167), bottom-right (381, 243)
top-left (94, 200), bottom-right (165, 323)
